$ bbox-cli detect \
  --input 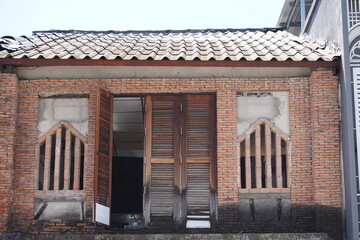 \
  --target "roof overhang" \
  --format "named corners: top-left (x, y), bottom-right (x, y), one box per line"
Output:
top-left (0, 58), bottom-right (340, 69)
